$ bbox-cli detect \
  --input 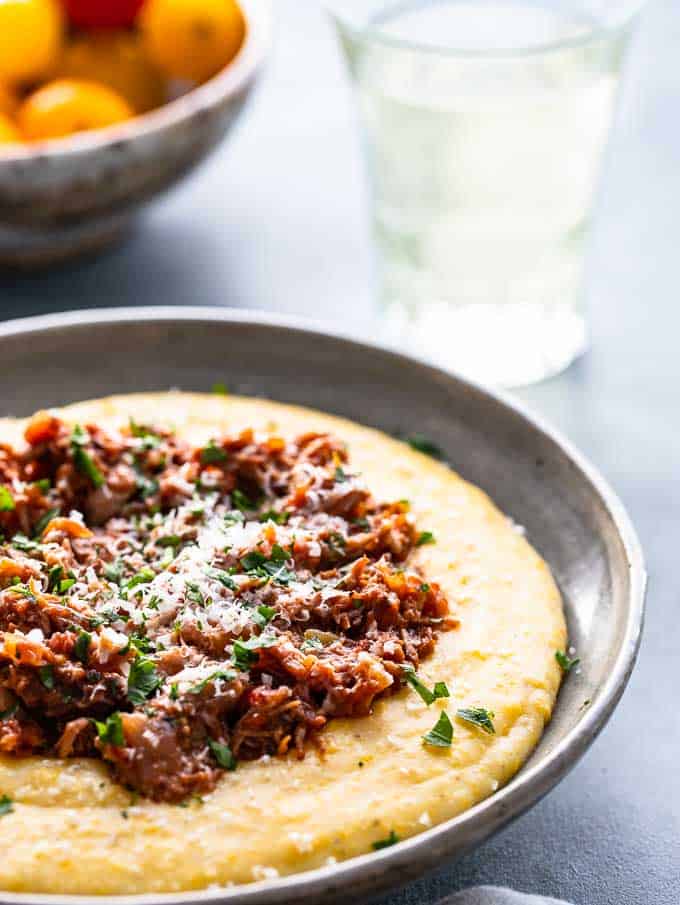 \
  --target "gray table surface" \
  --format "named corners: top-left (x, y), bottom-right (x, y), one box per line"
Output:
top-left (0, 2), bottom-right (678, 903)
